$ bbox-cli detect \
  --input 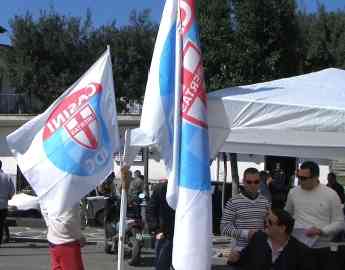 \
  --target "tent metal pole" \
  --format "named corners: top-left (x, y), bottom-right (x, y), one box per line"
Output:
top-left (142, 147), bottom-right (149, 234)
top-left (216, 153), bottom-right (220, 182)
top-left (230, 153), bottom-right (239, 196)
top-left (143, 147), bottom-right (149, 197)
top-left (221, 153), bottom-right (228, 210)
